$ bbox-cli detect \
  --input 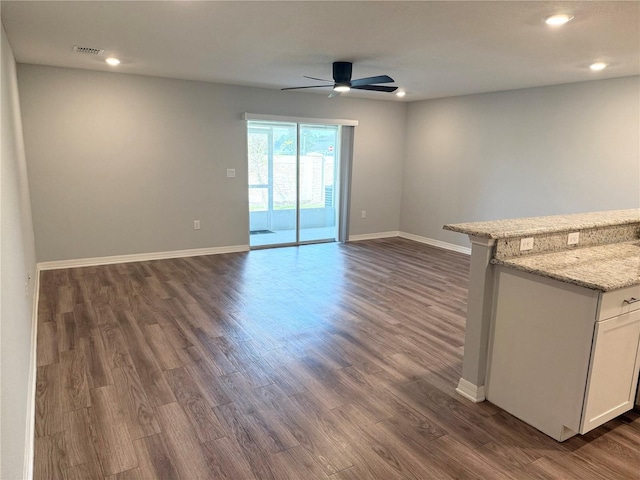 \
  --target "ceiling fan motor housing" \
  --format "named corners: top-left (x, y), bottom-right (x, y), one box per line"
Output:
top-left (333, 62), bottom-right (353, 85)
